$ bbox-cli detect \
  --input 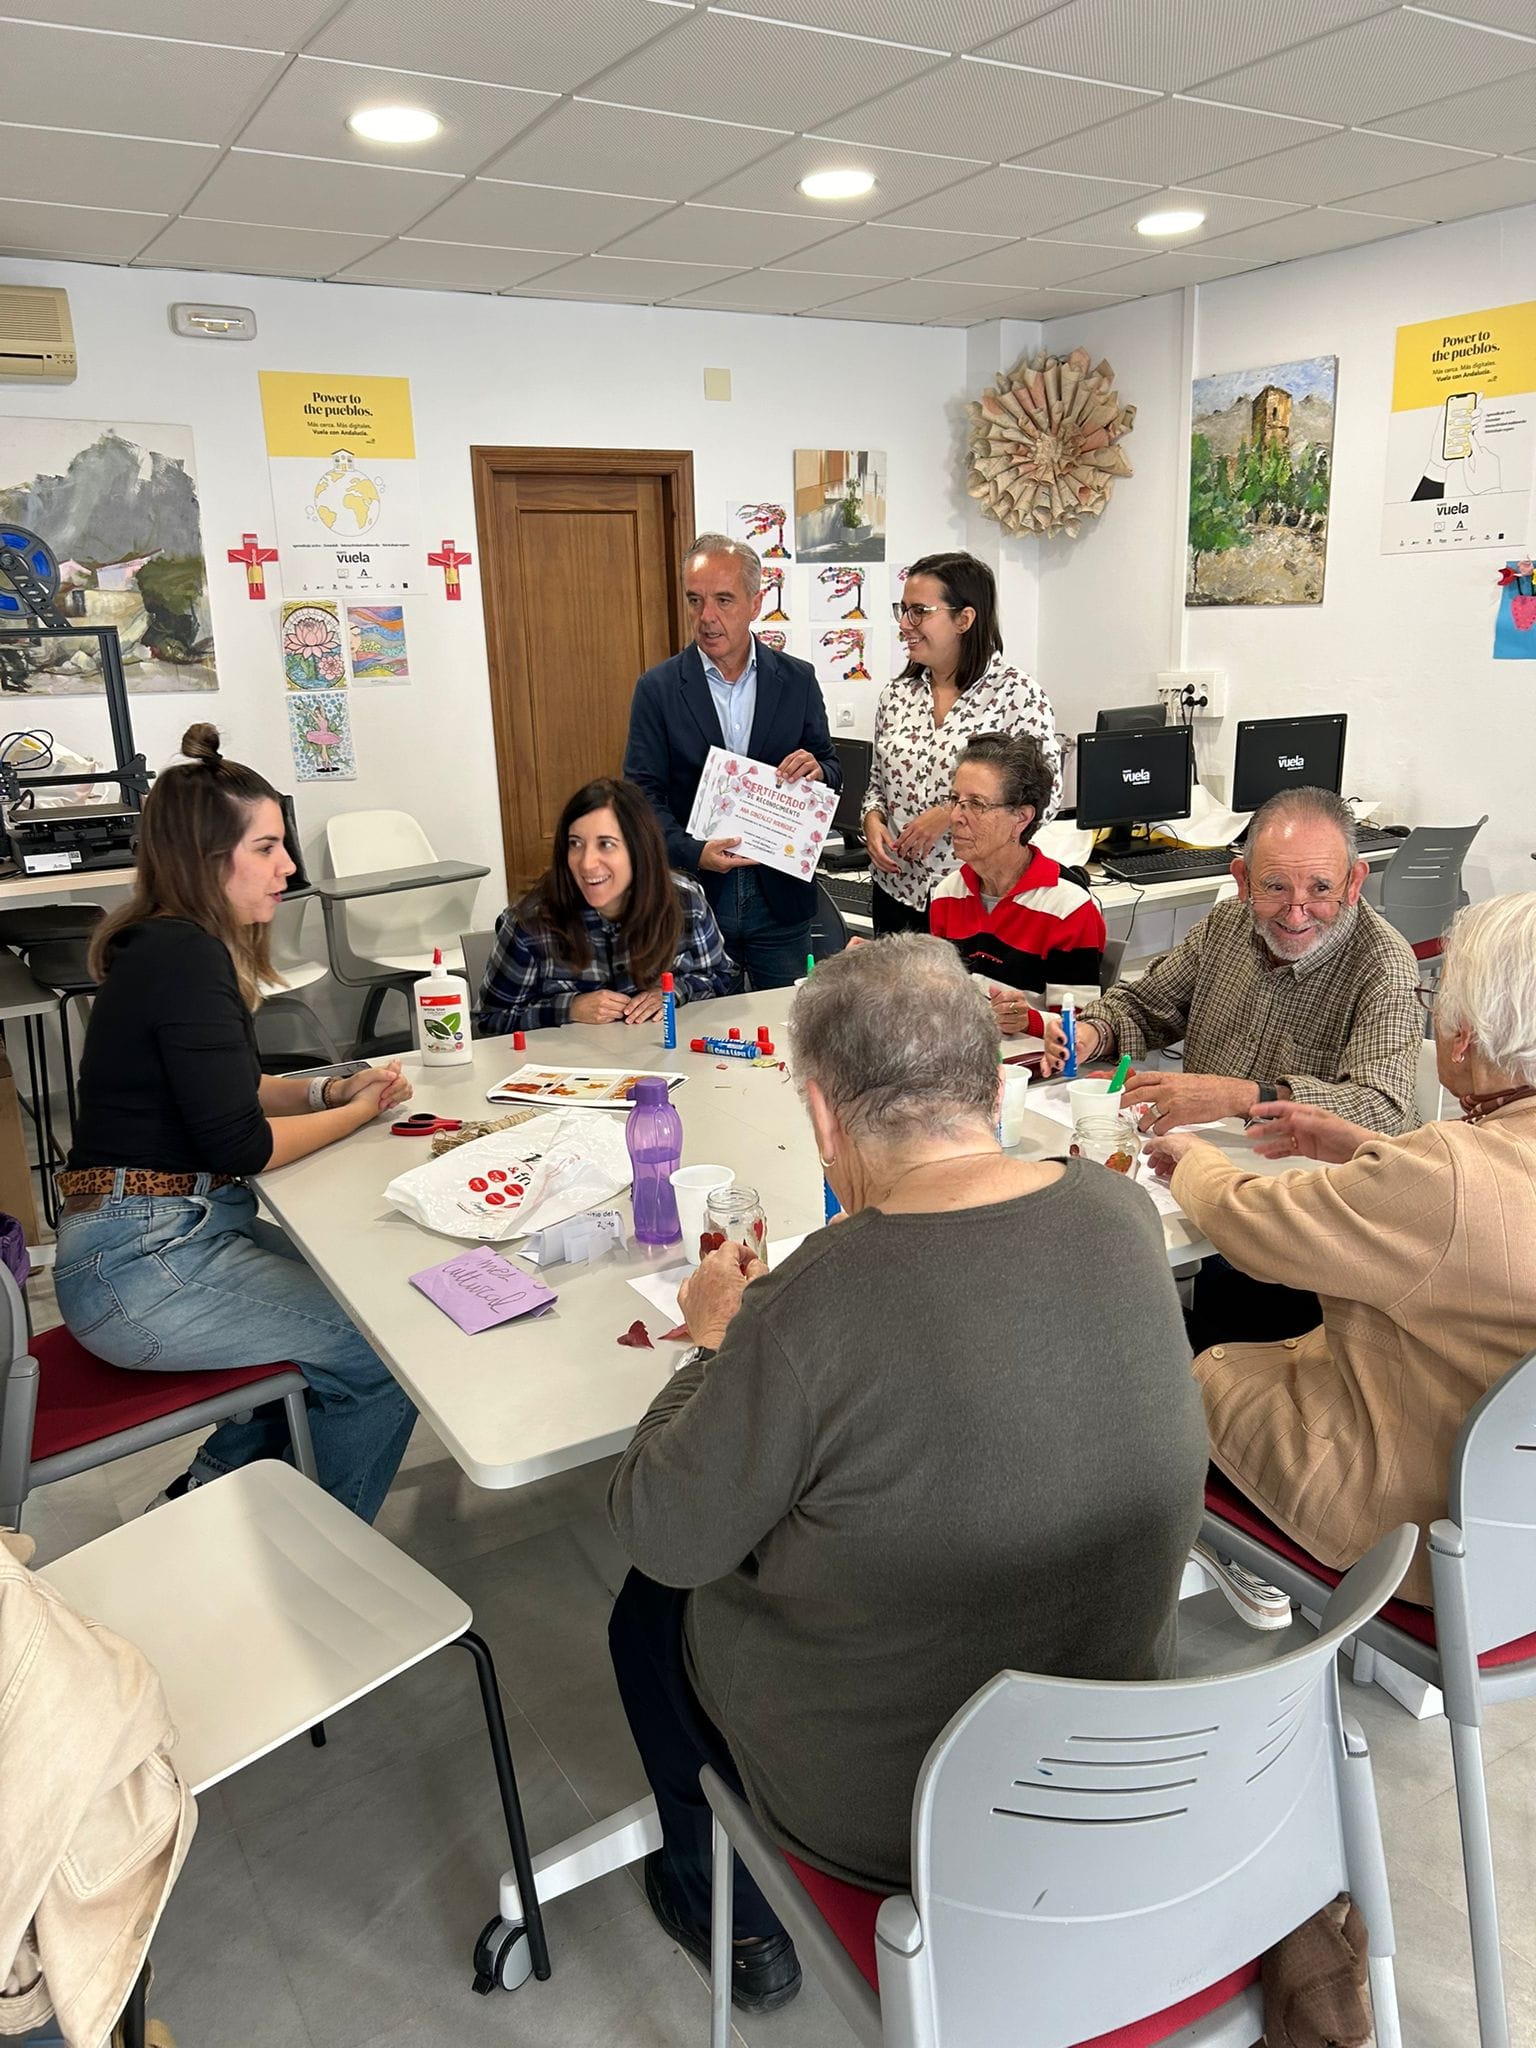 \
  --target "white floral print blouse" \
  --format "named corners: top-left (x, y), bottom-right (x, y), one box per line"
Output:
top-left (864, 653), bottom-right (1063, 912)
